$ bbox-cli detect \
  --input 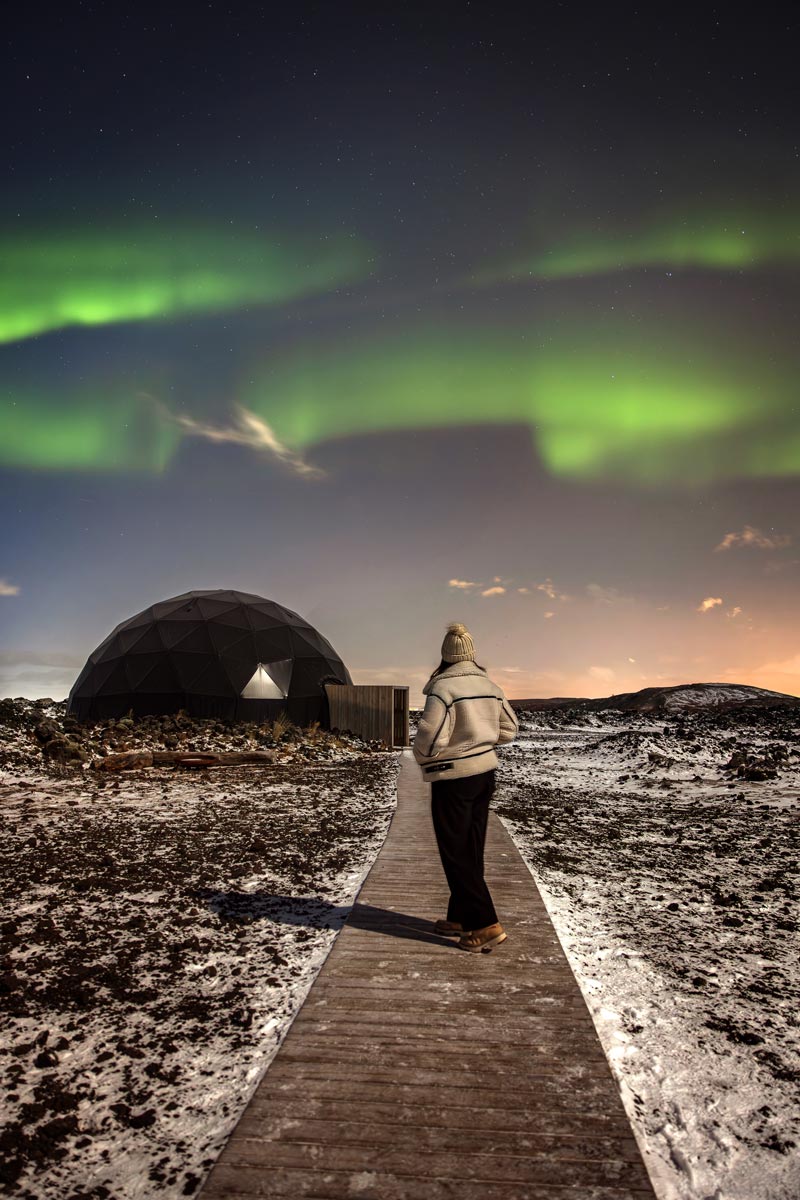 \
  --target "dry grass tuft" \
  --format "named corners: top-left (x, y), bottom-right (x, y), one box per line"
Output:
top-left (271, 711), bottom-right (292, 741)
